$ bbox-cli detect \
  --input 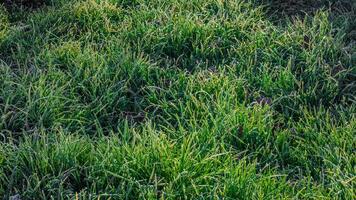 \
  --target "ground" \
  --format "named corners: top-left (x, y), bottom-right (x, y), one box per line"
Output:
top-left (0, 0), bottom-right (355, 199)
